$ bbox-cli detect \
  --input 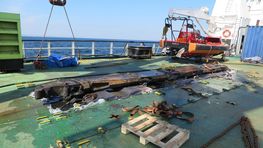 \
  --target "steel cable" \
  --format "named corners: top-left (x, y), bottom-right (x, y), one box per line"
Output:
top-left (36, 4), bottom-right (79, 62)
top-left (63, 6), bottom-right (80, 58)
top-left (37, 5), bottom-right (54, 61)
